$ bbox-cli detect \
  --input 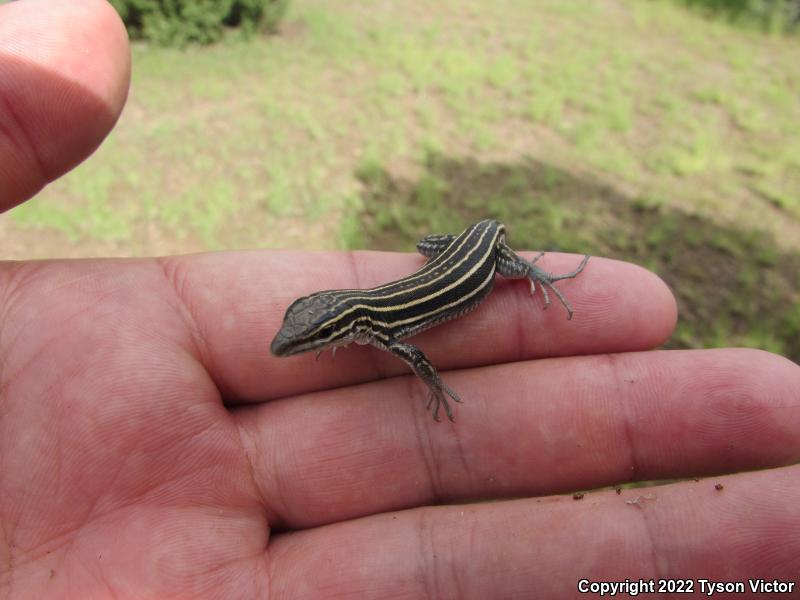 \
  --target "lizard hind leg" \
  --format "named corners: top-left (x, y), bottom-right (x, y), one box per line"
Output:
top-left (497, 242), bottom-right (590, 320)
top-left (416, 233), bottom-right (458, 258)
